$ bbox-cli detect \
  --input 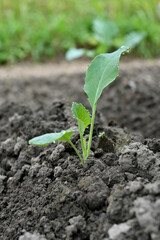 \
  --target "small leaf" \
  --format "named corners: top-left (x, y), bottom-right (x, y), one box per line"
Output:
top-left (124, 31), bottom-right (146, 48)
top-left (29, 129), bottom-right (73, 146)
top-left (84, 46), bottom-right (129, 109)
top-left (65, 48), bottom-right (94, 60)
top-left (72, 102), bottom-right (91, 135)
top-left (93, 19), bottom-right (119, 44)
top-left (99, 132), bottom-right (105, 137)
top-left (58, 130), bottom-right (73, 141)
top-left (65, 48), bottom-right (84, 60)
